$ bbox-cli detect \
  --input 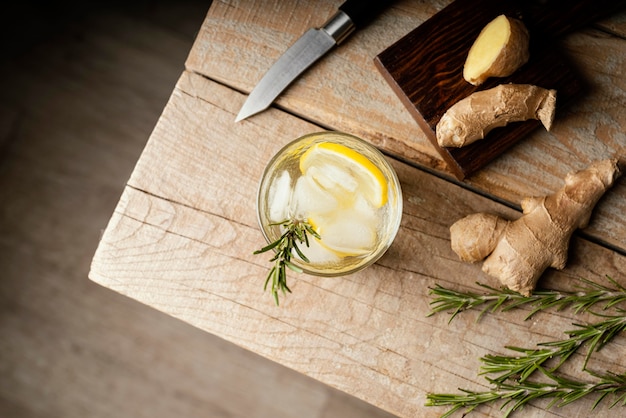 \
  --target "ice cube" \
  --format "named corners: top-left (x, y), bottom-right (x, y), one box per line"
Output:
top-left (295, 235), bottom-right (342, 264)
top-left (351, 194), bottom-right (381, 232)
top-left (268, 170), bottom-right (291, 222)
top-left (318, 213), bottom-right (377, 255)
top-left (307, 164), bottom-right (358, 195)
top-left (291, 173), bottom-right (339, 218)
